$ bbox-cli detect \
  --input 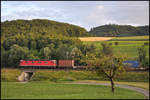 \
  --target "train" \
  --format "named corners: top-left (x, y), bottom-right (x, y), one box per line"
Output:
top-left (19, 59), bottom-right (148, 71)
top-left (19, 59), bottom-right (77, 69)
